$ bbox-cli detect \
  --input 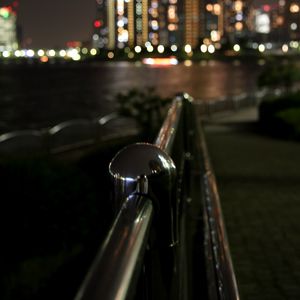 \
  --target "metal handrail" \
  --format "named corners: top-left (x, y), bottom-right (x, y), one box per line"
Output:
top-left (74, 93), bottom-right (240, 300)
top-left (154, 96), bottom-right (182, 154)
top-left (75, 194), bottom-right (153, 300)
